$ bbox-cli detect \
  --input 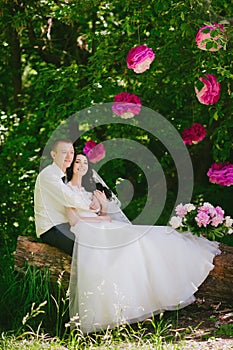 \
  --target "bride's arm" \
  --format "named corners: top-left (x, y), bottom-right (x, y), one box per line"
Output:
top-left (65, 207), bottom-right (112, 226)
top-left (79, 215), bottom-right (112, 222)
